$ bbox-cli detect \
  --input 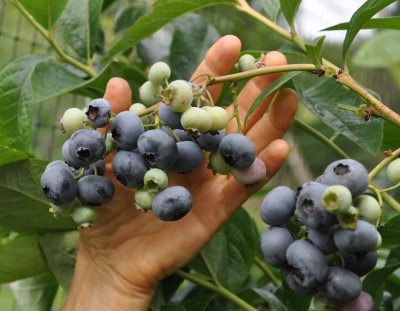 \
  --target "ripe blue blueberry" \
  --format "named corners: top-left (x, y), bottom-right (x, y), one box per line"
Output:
top-left (112, 150), bottom-right (149, 188)
top-left (41, 167), bottom-right (77, 206)
top-left (77, 175), bottom-right (115, 206)
top-left (152, 186), bottom-right (192, 221)
top-left (219, 134), bottom-right (256, 170)
top-left (111, 111), bottom-right (144, 151)
top-left (339, 251), bottom-right (378, 277)
top-left (158, 103), bottom-right (184, 130)
top-left (167, 141), bottom-right (204, 174)
top-left (260, 186), bottom-right (296, 226)
top-left (85, 98), bottom-right (111, 128)
top-left (196, 130), bottom-right (224, 152)
top-left (282, 268), bottom-right (319, 297)
top-left (306, 226), bottom-right (338, 255)
top-left (68, 129), bottom-right (106, 167)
